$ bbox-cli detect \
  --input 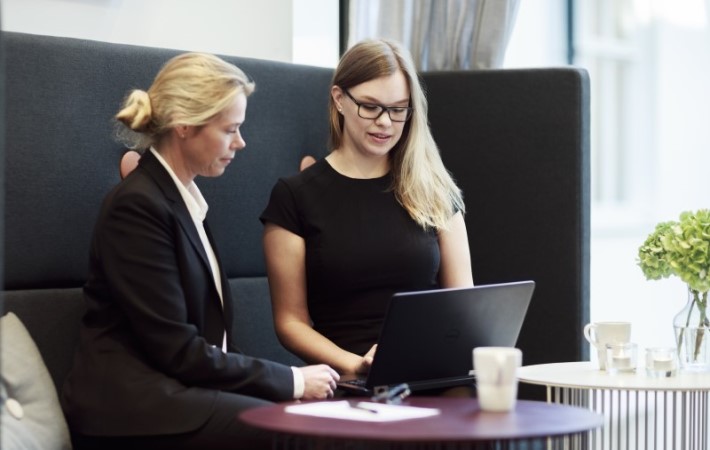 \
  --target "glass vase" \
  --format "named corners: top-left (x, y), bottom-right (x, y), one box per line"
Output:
top-left (673, 288), bottom-right (710, 372)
